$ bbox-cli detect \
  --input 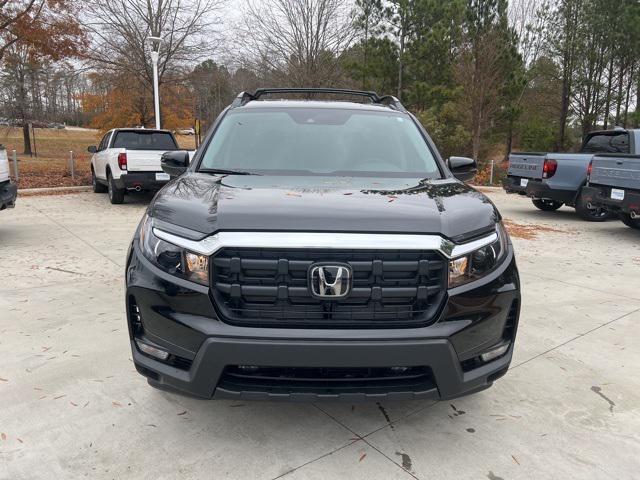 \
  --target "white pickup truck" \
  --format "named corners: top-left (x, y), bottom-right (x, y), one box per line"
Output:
top-left (89, 128), bottom-right (188, 204)
top-left (0, 146), bottom-right (17, 211)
